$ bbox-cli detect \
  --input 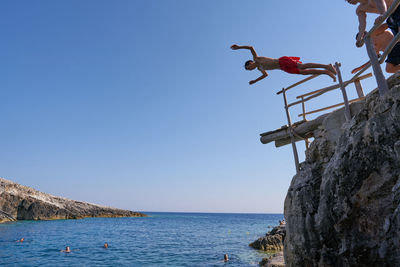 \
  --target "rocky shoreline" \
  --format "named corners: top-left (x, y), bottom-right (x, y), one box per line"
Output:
top-left (249, 224), bottom-right (286, 266)
top-left (259, 252), bottom-right (285, 267)
top-left (249, 224), bottom-right (286, 252)
top-left (0, 177), bottom-right (146, 223)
